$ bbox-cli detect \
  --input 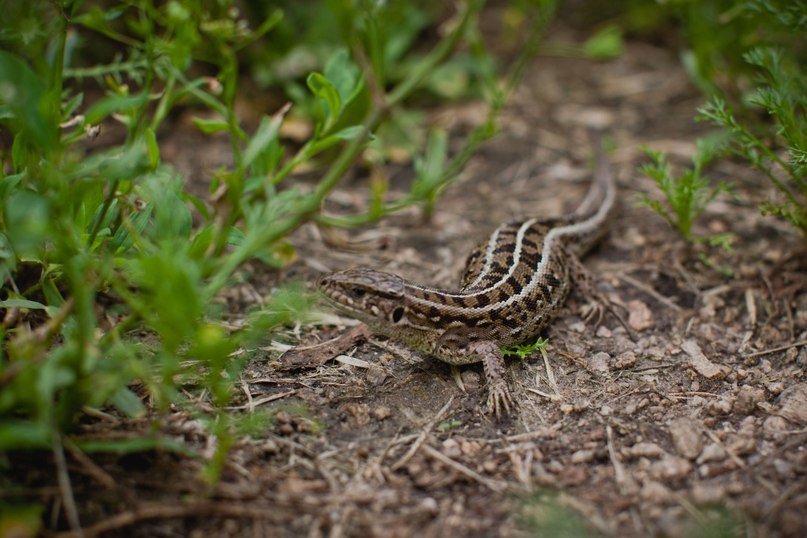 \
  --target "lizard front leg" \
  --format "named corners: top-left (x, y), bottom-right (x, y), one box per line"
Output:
top-left (435, 331), bottom-right (513, 419)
